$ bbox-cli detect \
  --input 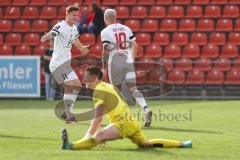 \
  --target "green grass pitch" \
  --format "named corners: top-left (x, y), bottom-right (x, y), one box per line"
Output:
top-left (0, 100), bottom-right (239, 160)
